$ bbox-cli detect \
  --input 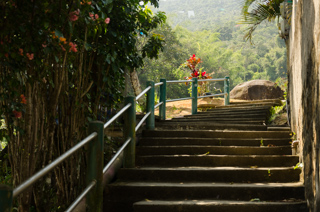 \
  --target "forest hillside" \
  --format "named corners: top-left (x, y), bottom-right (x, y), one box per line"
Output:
top-left (137, 0), bottom-right (287, 99)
